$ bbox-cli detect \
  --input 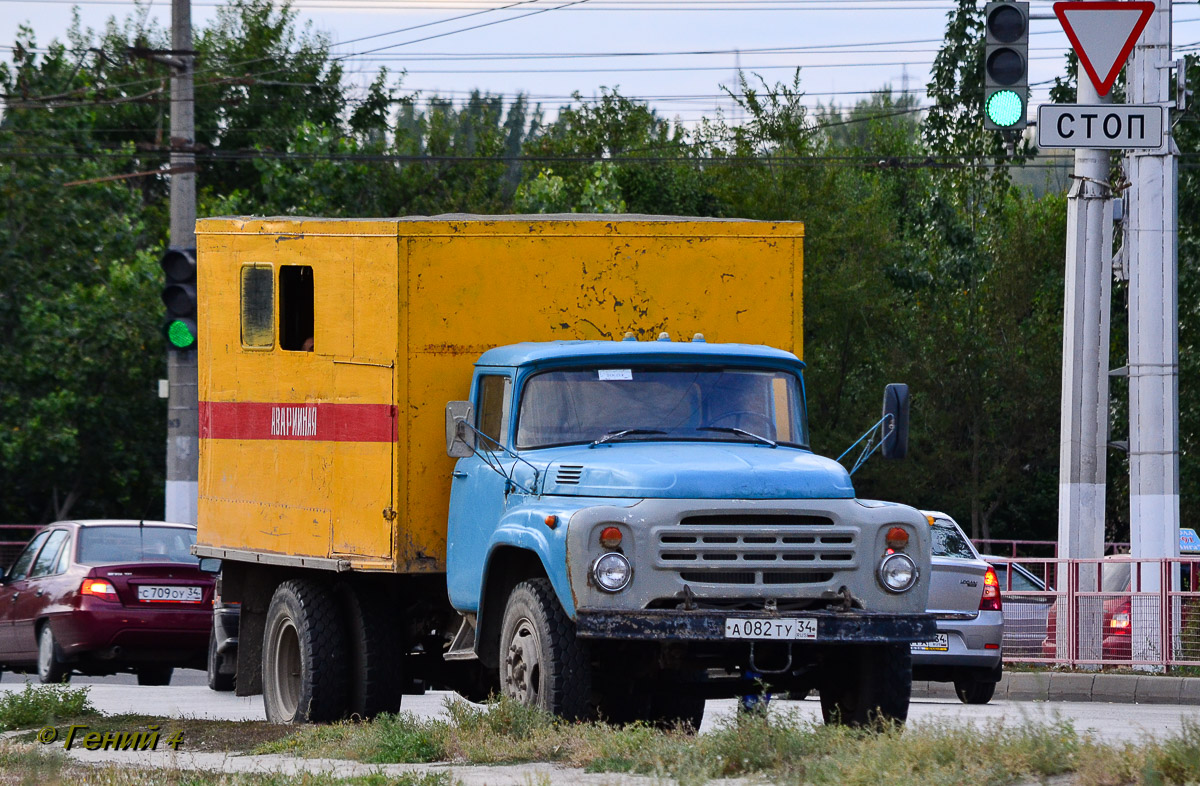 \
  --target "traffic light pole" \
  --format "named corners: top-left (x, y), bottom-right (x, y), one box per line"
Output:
top-left (1056, 70), bottom-right (1112, 663)
top-left (166, 0), bottom-right (198, 524)
top-left (1125, 0), bottom-right (1178, 666)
